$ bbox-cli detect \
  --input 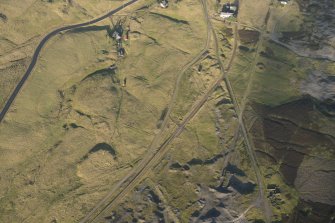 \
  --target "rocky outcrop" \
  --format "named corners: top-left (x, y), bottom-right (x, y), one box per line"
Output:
top-left (273, 0), bottom-right (335, 61)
